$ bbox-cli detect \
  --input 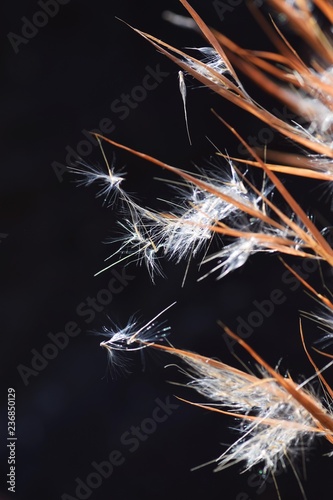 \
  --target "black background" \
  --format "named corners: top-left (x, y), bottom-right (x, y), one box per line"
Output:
top-left (2, 1), bottom-right (333, 499)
